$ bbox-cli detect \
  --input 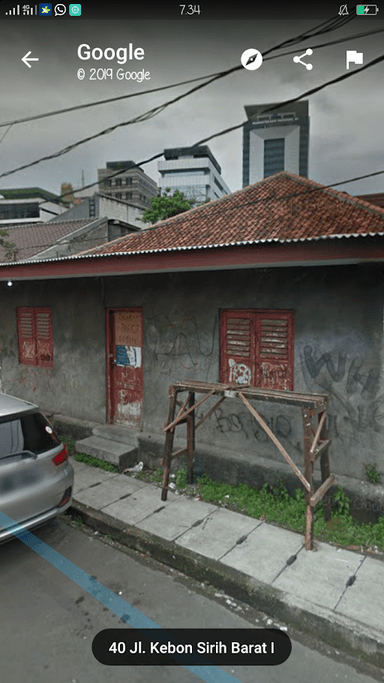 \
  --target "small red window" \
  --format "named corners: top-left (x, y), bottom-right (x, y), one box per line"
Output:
top-left (17, 307), bottom-right (53, 368)
top-left (220, 309), bottom-right (293, 391)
